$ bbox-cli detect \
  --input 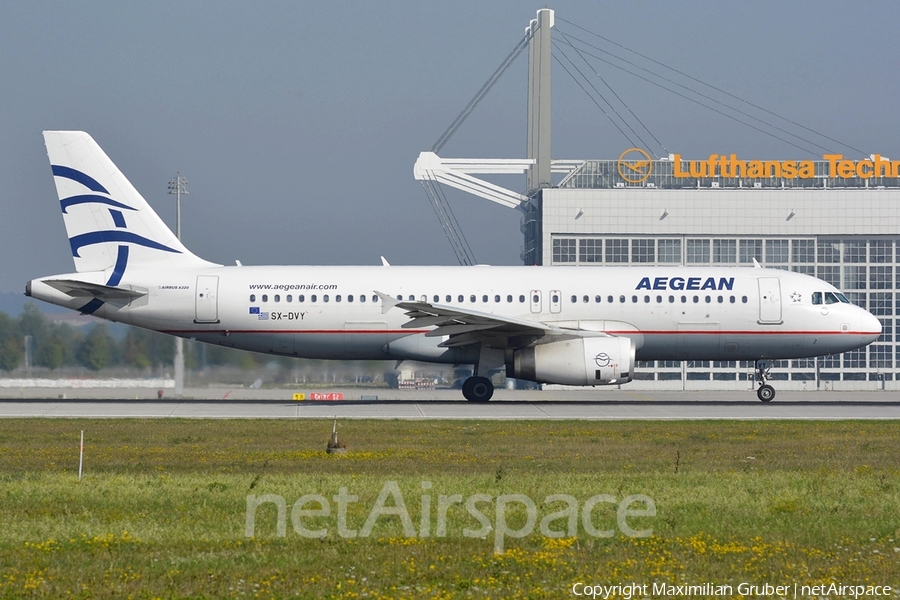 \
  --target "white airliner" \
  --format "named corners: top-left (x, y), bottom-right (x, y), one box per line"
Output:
top-left (27, 131), bottom-right (881, 402)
